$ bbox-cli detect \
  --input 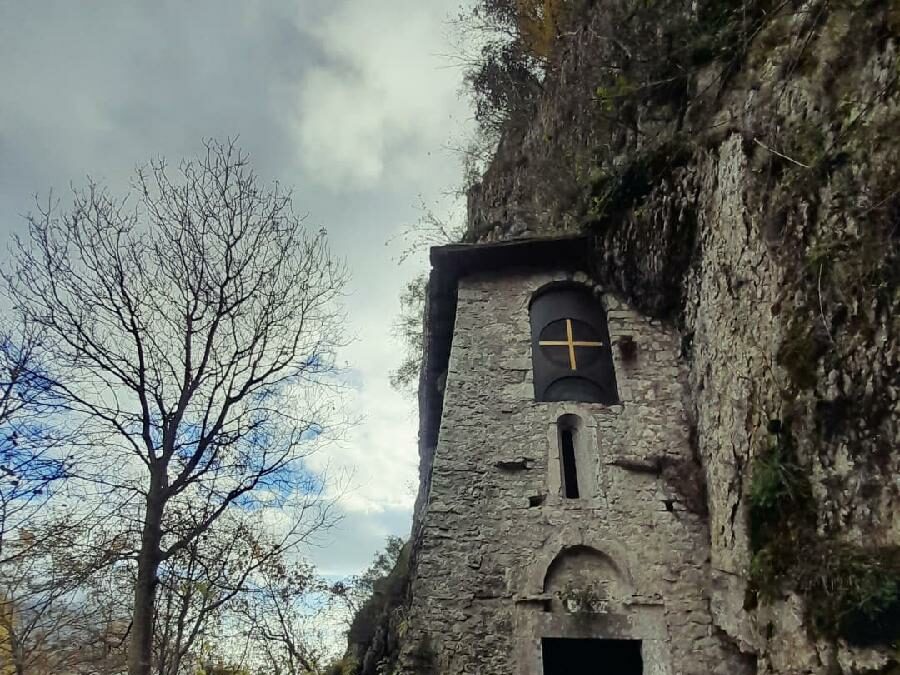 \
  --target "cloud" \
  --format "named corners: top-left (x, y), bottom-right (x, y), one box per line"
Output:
top-left (289, 0), bottom-right (470, 189)
top-left (306, 340), bottom-right (420, 517)
top-left (0, 0), bottom-right (319, 216)
top-left (0, 0), bottom-right (469, 584)
top-left (308, 504), bottom-right (412, 577)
